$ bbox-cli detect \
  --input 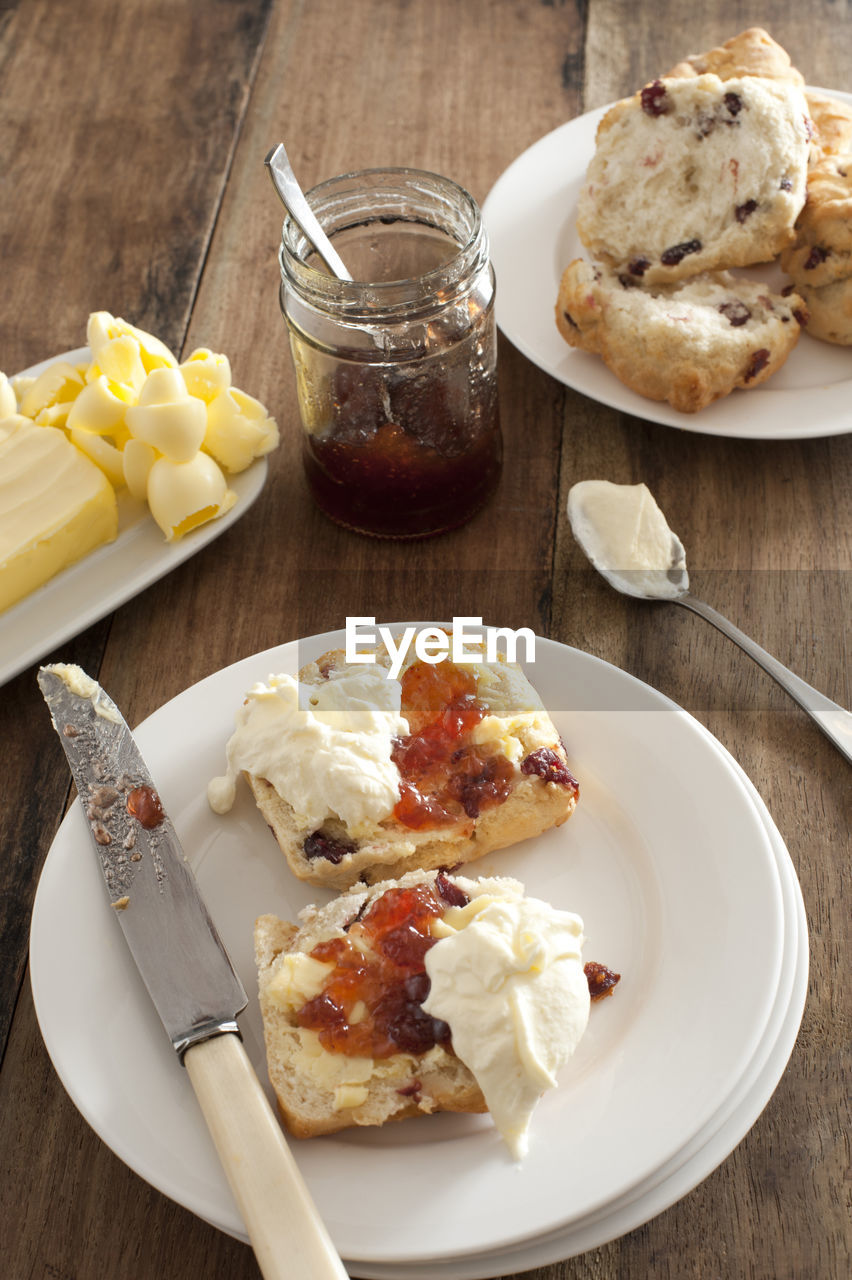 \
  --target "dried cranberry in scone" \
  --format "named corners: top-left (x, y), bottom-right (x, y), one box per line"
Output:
top-left (641, 80), bottom-right (670, 117)
top-left (718, 300), bottom-right (752, 327)
top-left (780, 153), bottom-right (852, 289)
